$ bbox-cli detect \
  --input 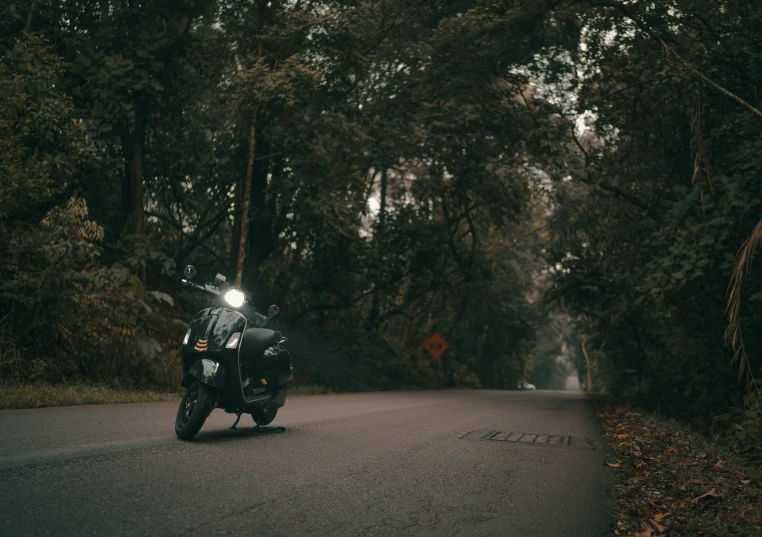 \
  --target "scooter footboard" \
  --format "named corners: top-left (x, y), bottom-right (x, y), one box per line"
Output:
top-left (182, 359), bottom-right (227, 390)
